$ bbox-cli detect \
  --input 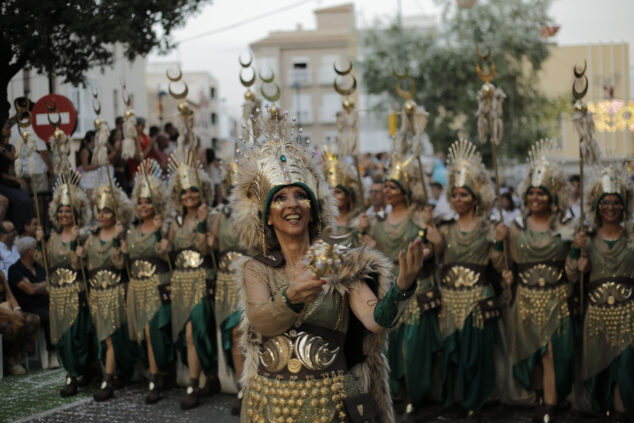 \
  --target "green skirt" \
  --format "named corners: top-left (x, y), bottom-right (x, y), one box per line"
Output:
top-left (56, 307), bottom-right (97, 379)
top-left (98, 322), bottom-right (140, 377)
top-left (585, 345), bottom-right (634, 419)
top-left (138, 303), bottom-right (175, 372)
top-left (220, 310), bottom-right (242, 371)
top-left (513, 317), bottom-right (575, 402)
top-left (176, 297), bottom-right (218, 375)
top-left (388, 313), bottom-right (442, 406)
top-left (441, 313), bottom-right (497, 410)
